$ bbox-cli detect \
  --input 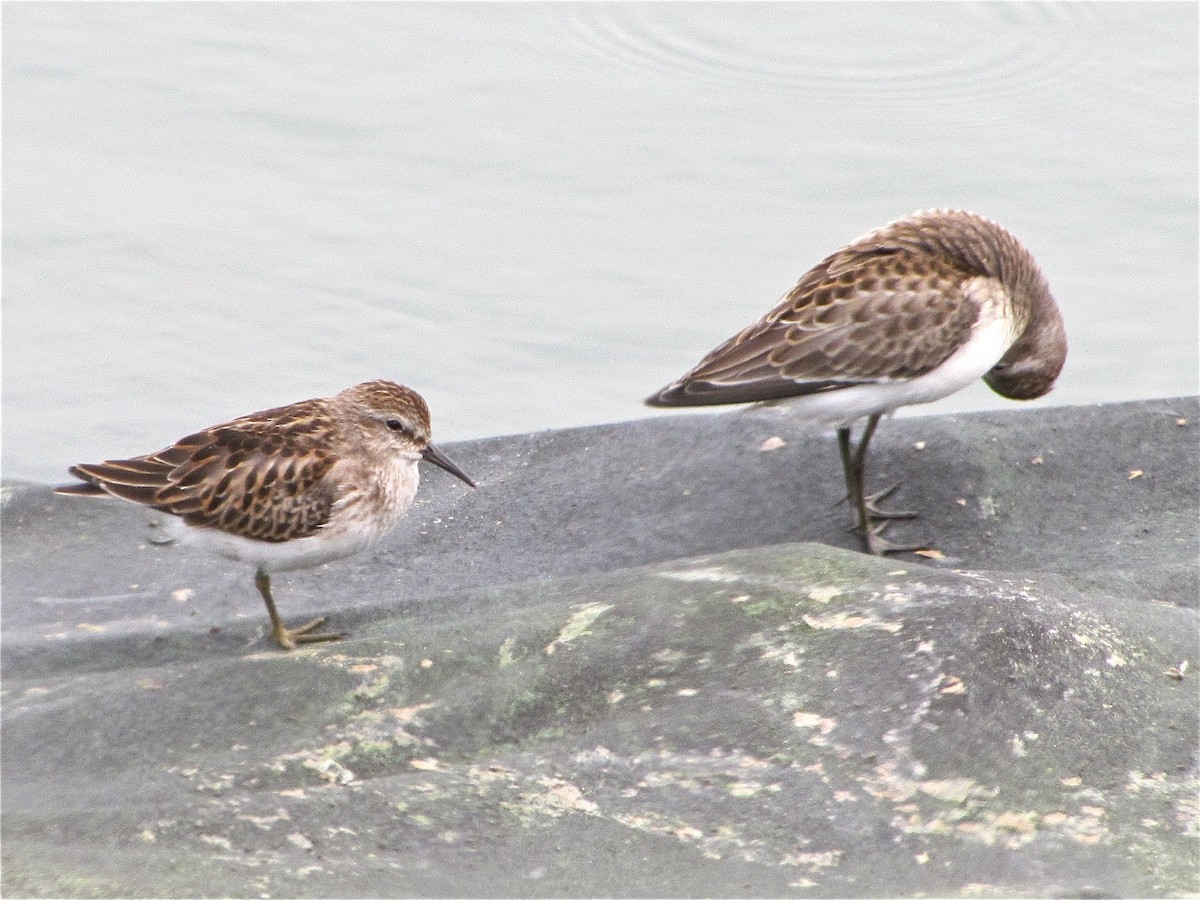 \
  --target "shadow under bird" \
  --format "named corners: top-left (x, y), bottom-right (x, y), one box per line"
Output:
top-left (646, 209), bottom-right (1067, 555)
top-left (56, 380), bottom-right (476, 649)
